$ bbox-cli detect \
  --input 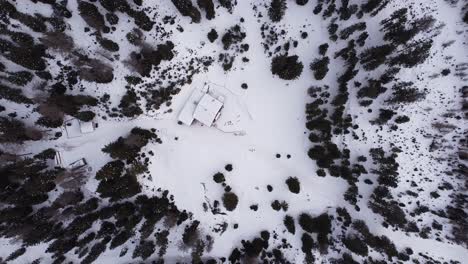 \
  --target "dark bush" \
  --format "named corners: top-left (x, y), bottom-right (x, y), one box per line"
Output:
top-left (284, 215), bottom-right (295, 234)
top-left (170, 0), bottom-right (201, 23)
top-left (310, 57), bottom-right (330, 80)
top-left (343, 235), bottom-right (368, 256)
top-left (222, 192), bottom-right (238, 211)
top-left (197, 0), bottom-right (215, 20)
top-left (207, 28), bottom-right (218, 42)
top-left (285, 177), bottom-right (300, 194)
top-left (213, 172), bottom-right (225, 183)
top-left (271, 55), bottom-right (303, 80)
top-left (268, 0), bottom-right (287, 22)
top-left (299, 213), bottom-right (331, 234)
